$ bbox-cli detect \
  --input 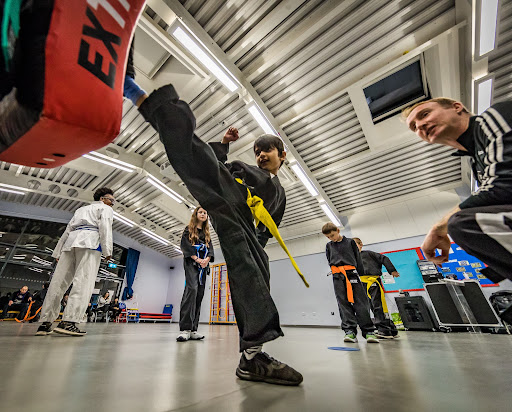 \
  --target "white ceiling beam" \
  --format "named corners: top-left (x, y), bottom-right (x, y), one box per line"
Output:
top-left (138, 12), bottom-right (209, 79)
